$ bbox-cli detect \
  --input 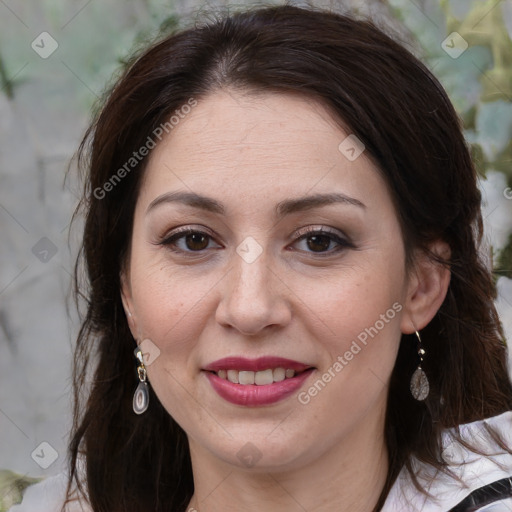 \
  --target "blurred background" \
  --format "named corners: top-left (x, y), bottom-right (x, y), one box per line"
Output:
top-left (1, 0), bottom-right (511, 508)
